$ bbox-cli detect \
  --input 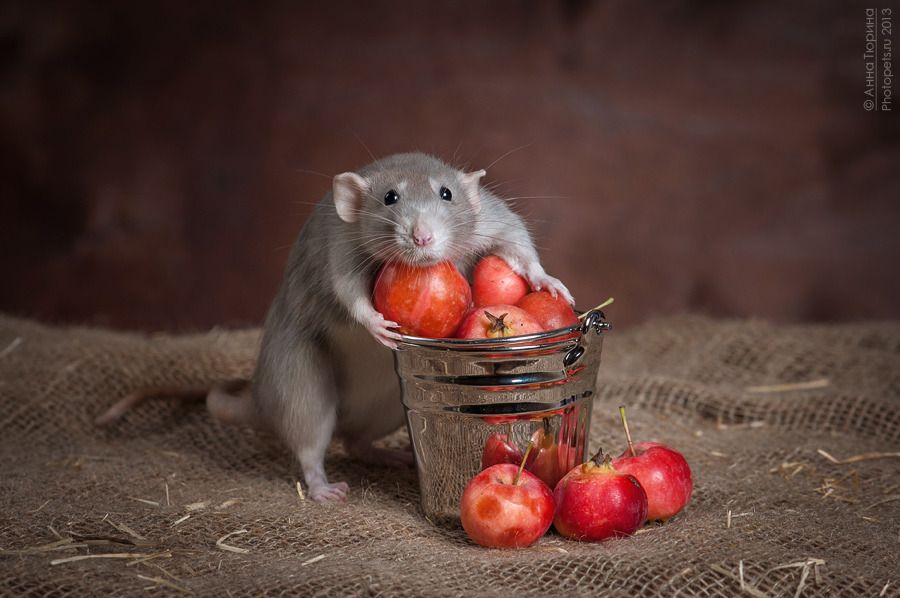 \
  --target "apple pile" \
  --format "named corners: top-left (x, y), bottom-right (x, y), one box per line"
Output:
top-left (373, 255), bottom-right (579, 339)
top-left (460, 407), bottom-right (693, 549)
